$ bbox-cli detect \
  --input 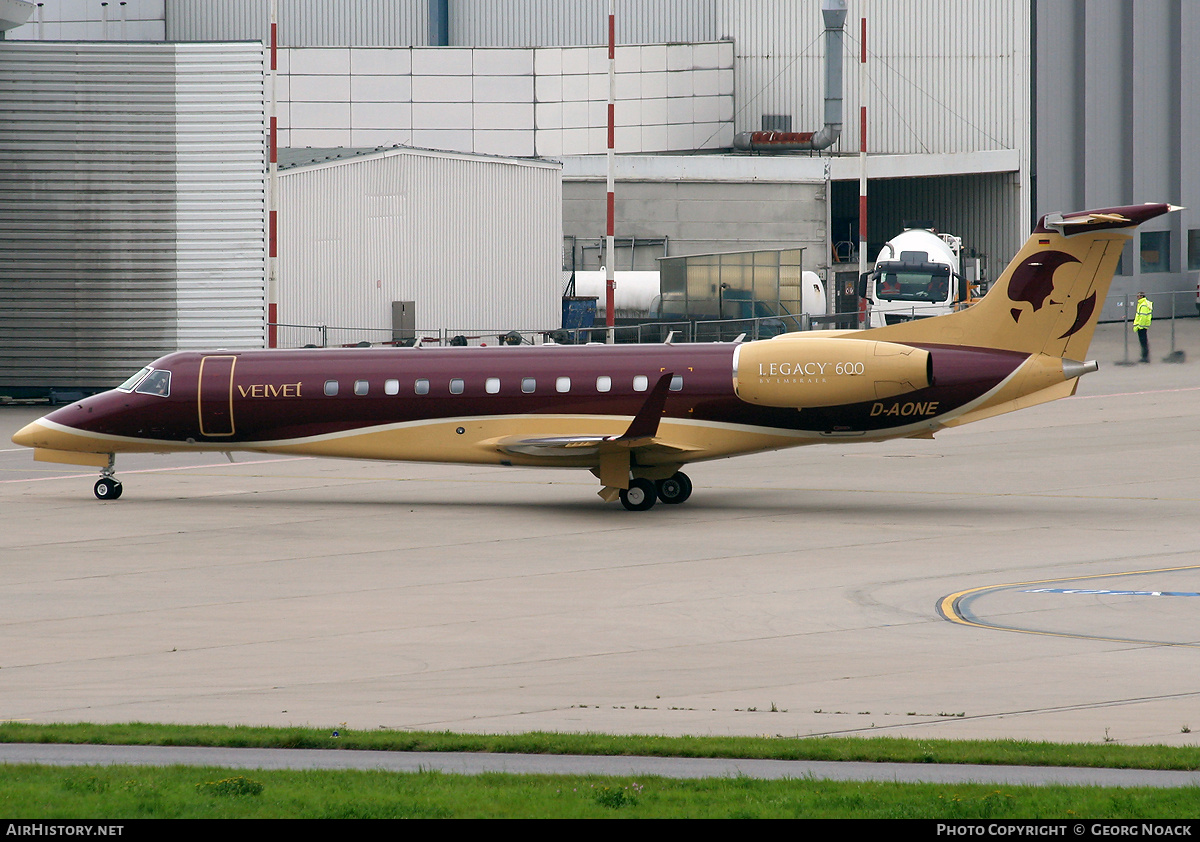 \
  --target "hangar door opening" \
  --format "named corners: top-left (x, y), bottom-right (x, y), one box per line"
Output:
top-left (392, 301), bottom-right (415, 343)
top-left (828, 173), bottom-right (1020, 314)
